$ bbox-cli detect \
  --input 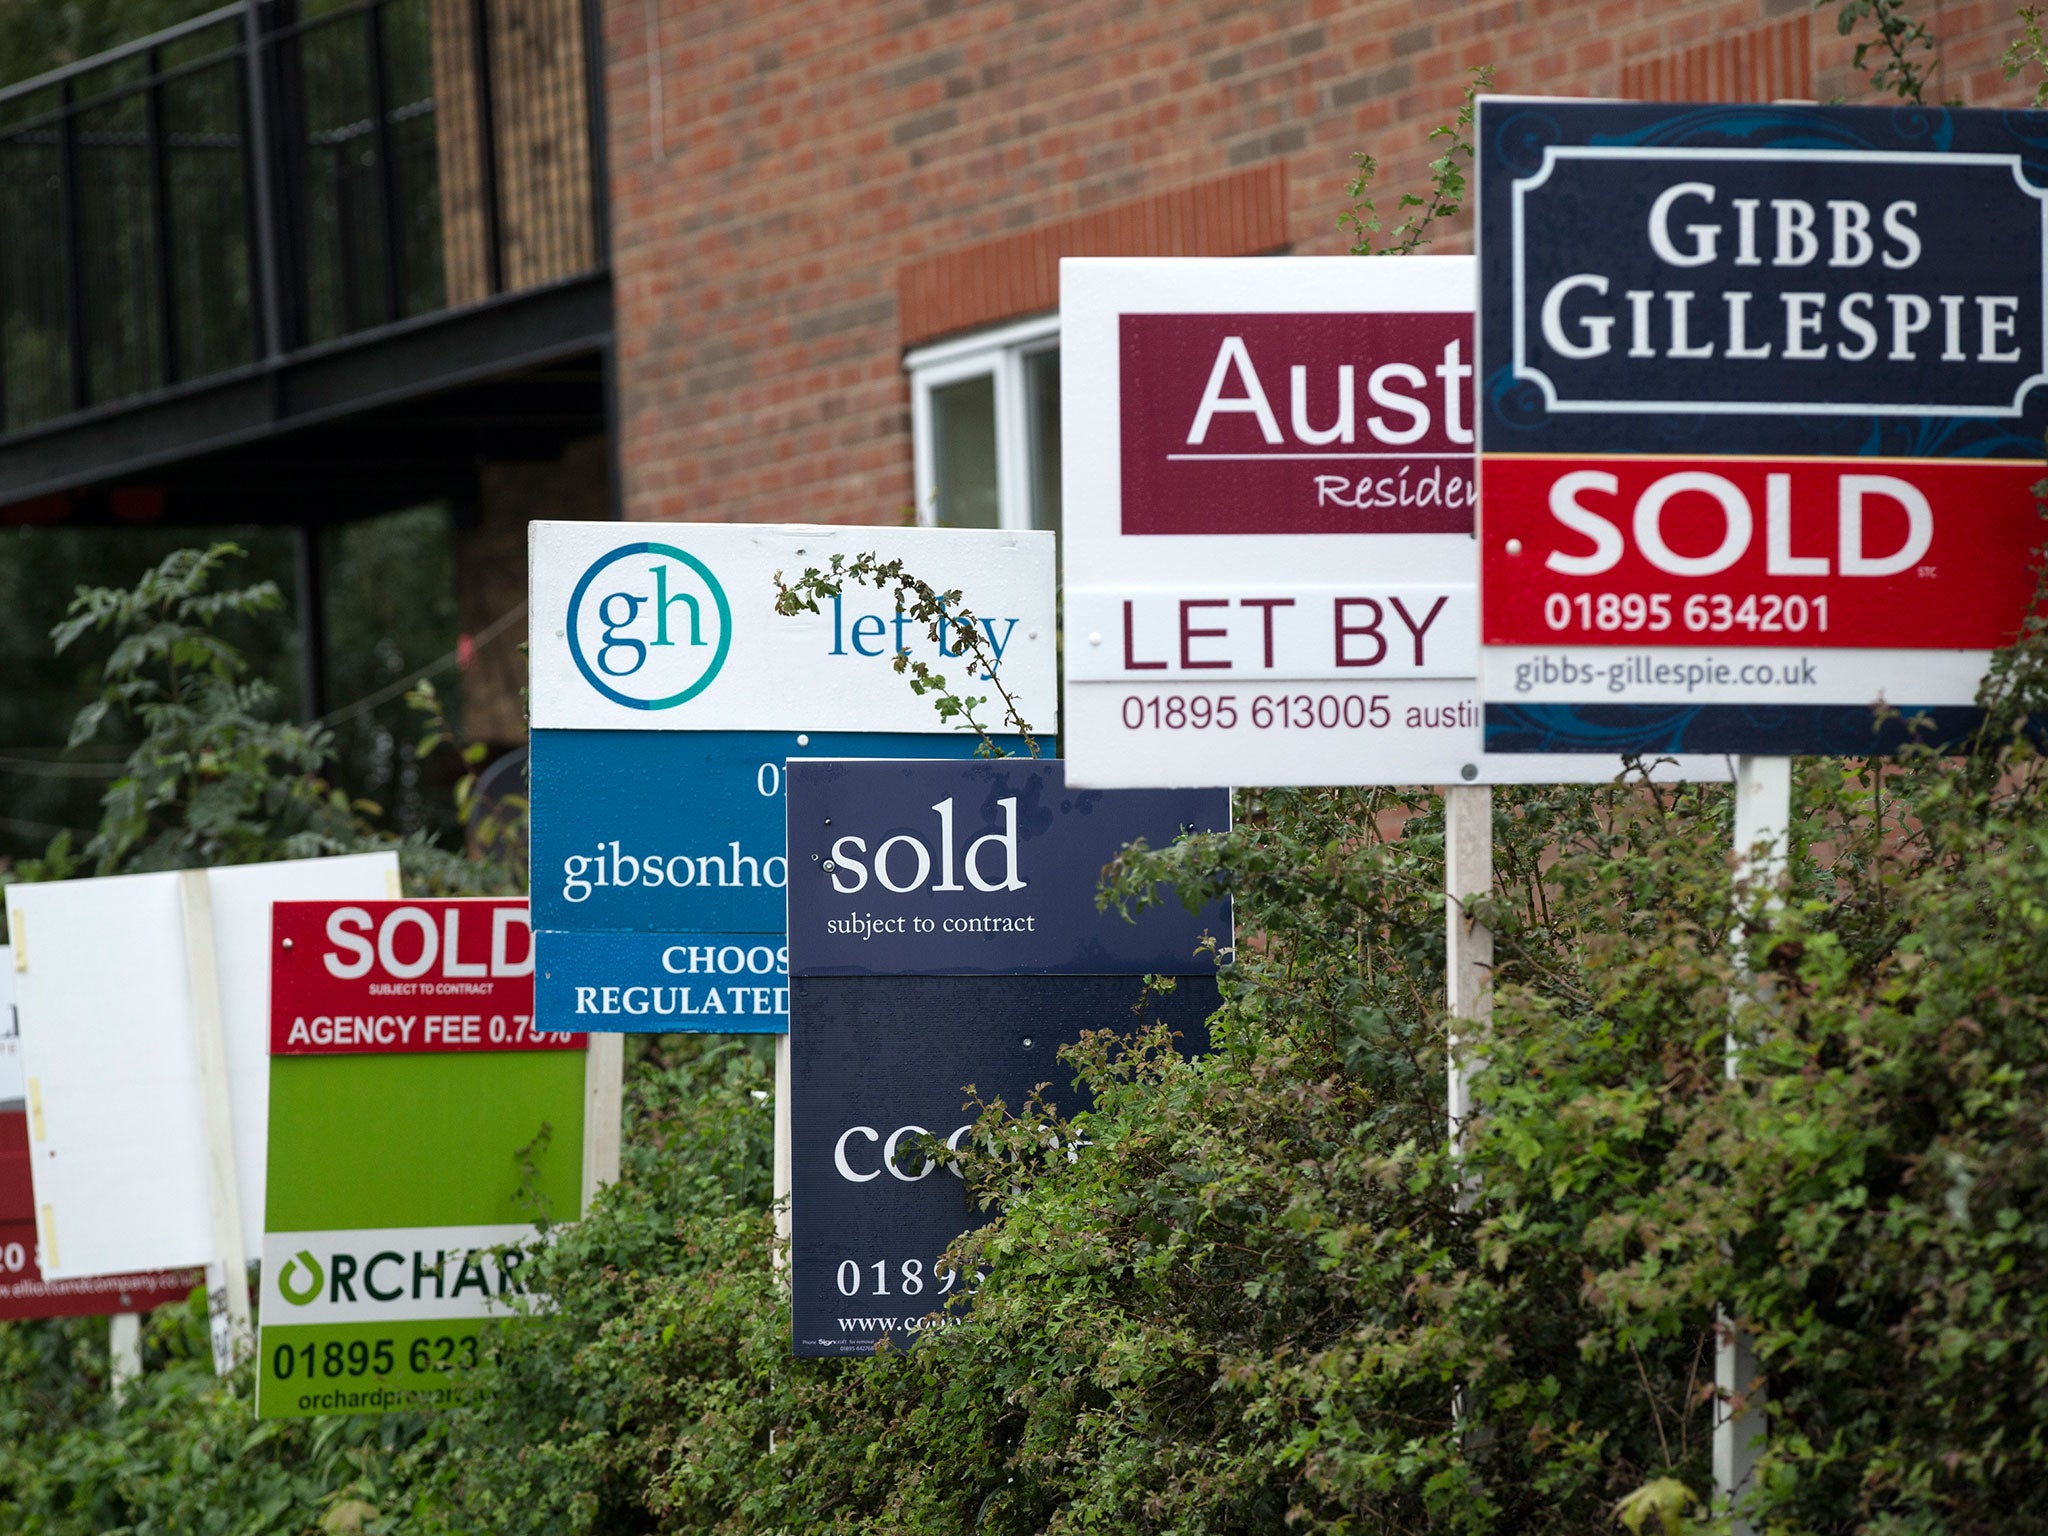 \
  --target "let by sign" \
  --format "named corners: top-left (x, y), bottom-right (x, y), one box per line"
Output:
top-left (1061, 256), bottom-right (1724, 786)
